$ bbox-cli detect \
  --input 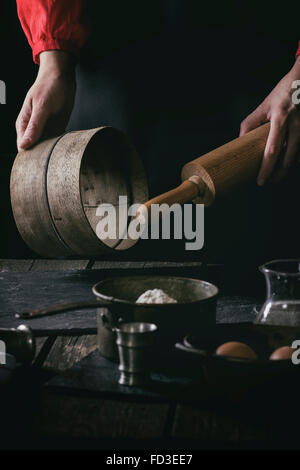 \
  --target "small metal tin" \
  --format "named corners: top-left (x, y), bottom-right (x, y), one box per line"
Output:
top-left (115, 322), bottom-right (157, 387)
